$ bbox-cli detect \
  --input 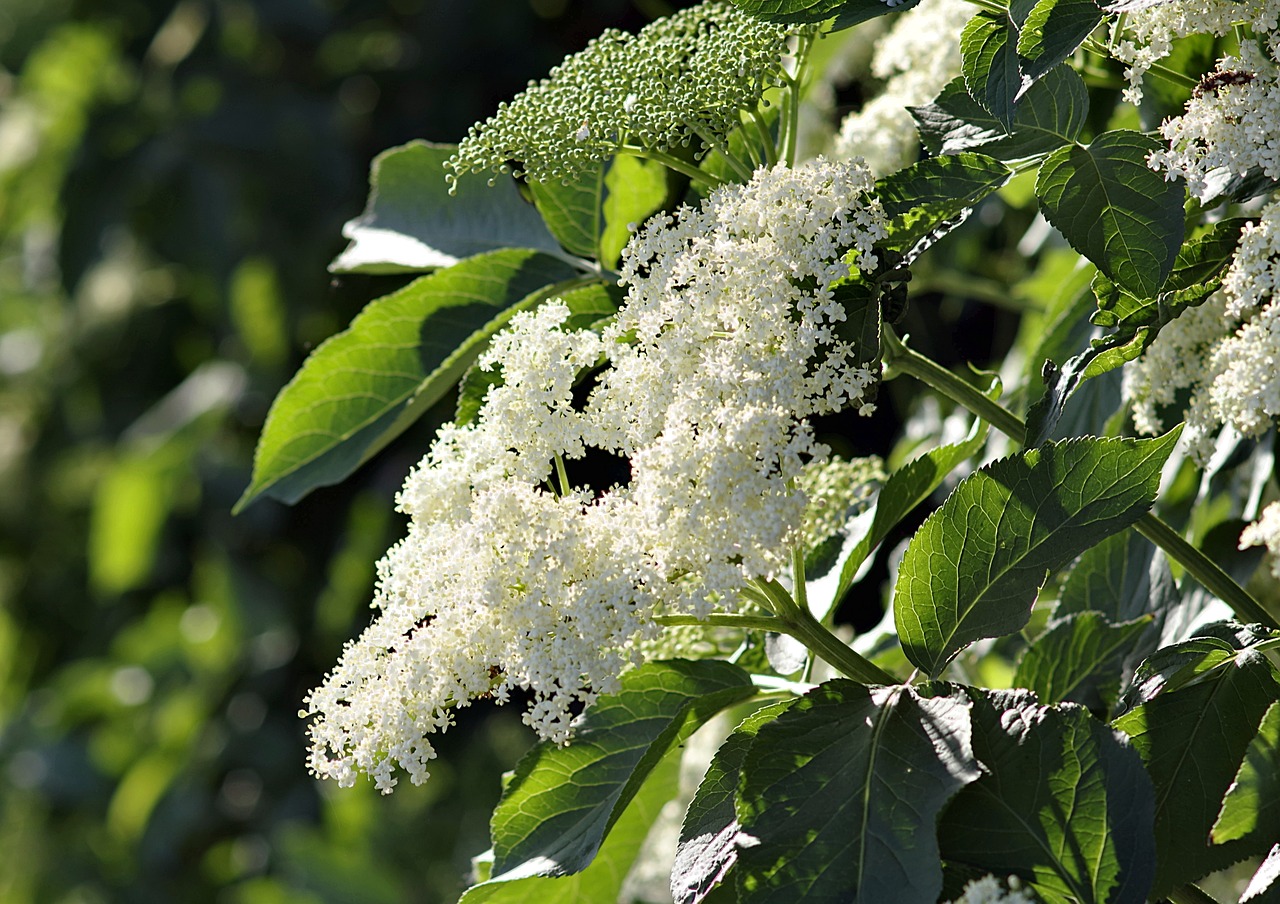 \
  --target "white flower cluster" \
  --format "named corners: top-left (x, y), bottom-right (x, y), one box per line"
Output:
top-left (1110, 0), bottom-right (1280, 105)
top-left (303, 159), bottom-right (887, 792)
top-left (1240, 500), bottom-right (1280, 577)
top-left (446, 1), bottom-right (790, 185)
top-left (1127, 201), bottom-right (1280, 462)
top-left (833, 0), bottom-right (975, 176)
top-left (946, 875), bottom-right (1038, 904)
